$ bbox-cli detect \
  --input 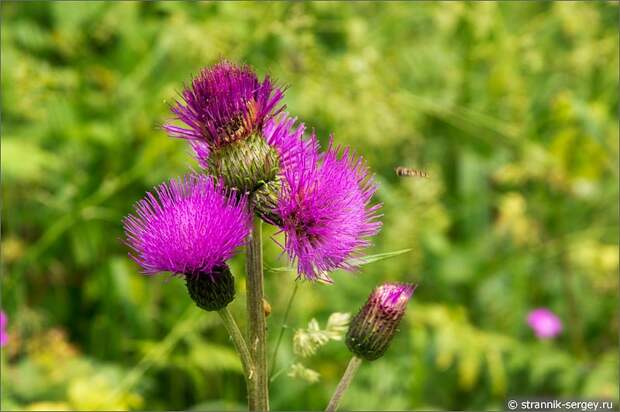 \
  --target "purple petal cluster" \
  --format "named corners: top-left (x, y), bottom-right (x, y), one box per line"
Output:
top-left (276, 135), bottom-right (382, 281)
top-left (123, 174), bottom-right (251, 276)
top-left (164, 60), bottom-right (284, 151)
top-left (371, 283), bottom-right (416, 312)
